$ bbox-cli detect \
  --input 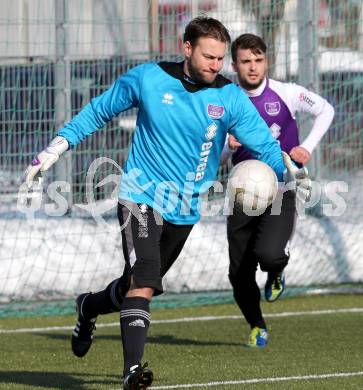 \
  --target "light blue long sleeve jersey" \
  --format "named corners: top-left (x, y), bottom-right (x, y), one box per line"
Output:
top-left (58, 61), bottom-right (285, 225)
